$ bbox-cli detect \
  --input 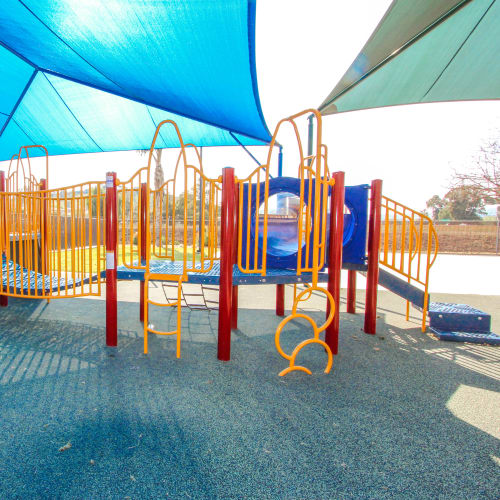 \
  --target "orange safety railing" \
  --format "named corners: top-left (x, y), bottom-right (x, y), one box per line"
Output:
top-left (6, 145), bottom-right (49, 193)
top-left (0, 180), bottom-right (105, 299)
top-left (380, 196), bottom-right (439, 331)
top-left (143, 120), bottom-right (222, 357)
top-left (116, 167), bottom-right (148, 269)
top-left (236, 109), bottom-right (332, 285)
top-left (150, 144), bottom-right (221, 272)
